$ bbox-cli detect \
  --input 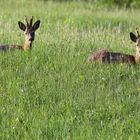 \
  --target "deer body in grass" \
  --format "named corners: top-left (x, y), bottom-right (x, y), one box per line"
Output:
top-left (0, 16), bottom-right (40, 51)
top-left (87, 29), bottom-right (140, 64)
